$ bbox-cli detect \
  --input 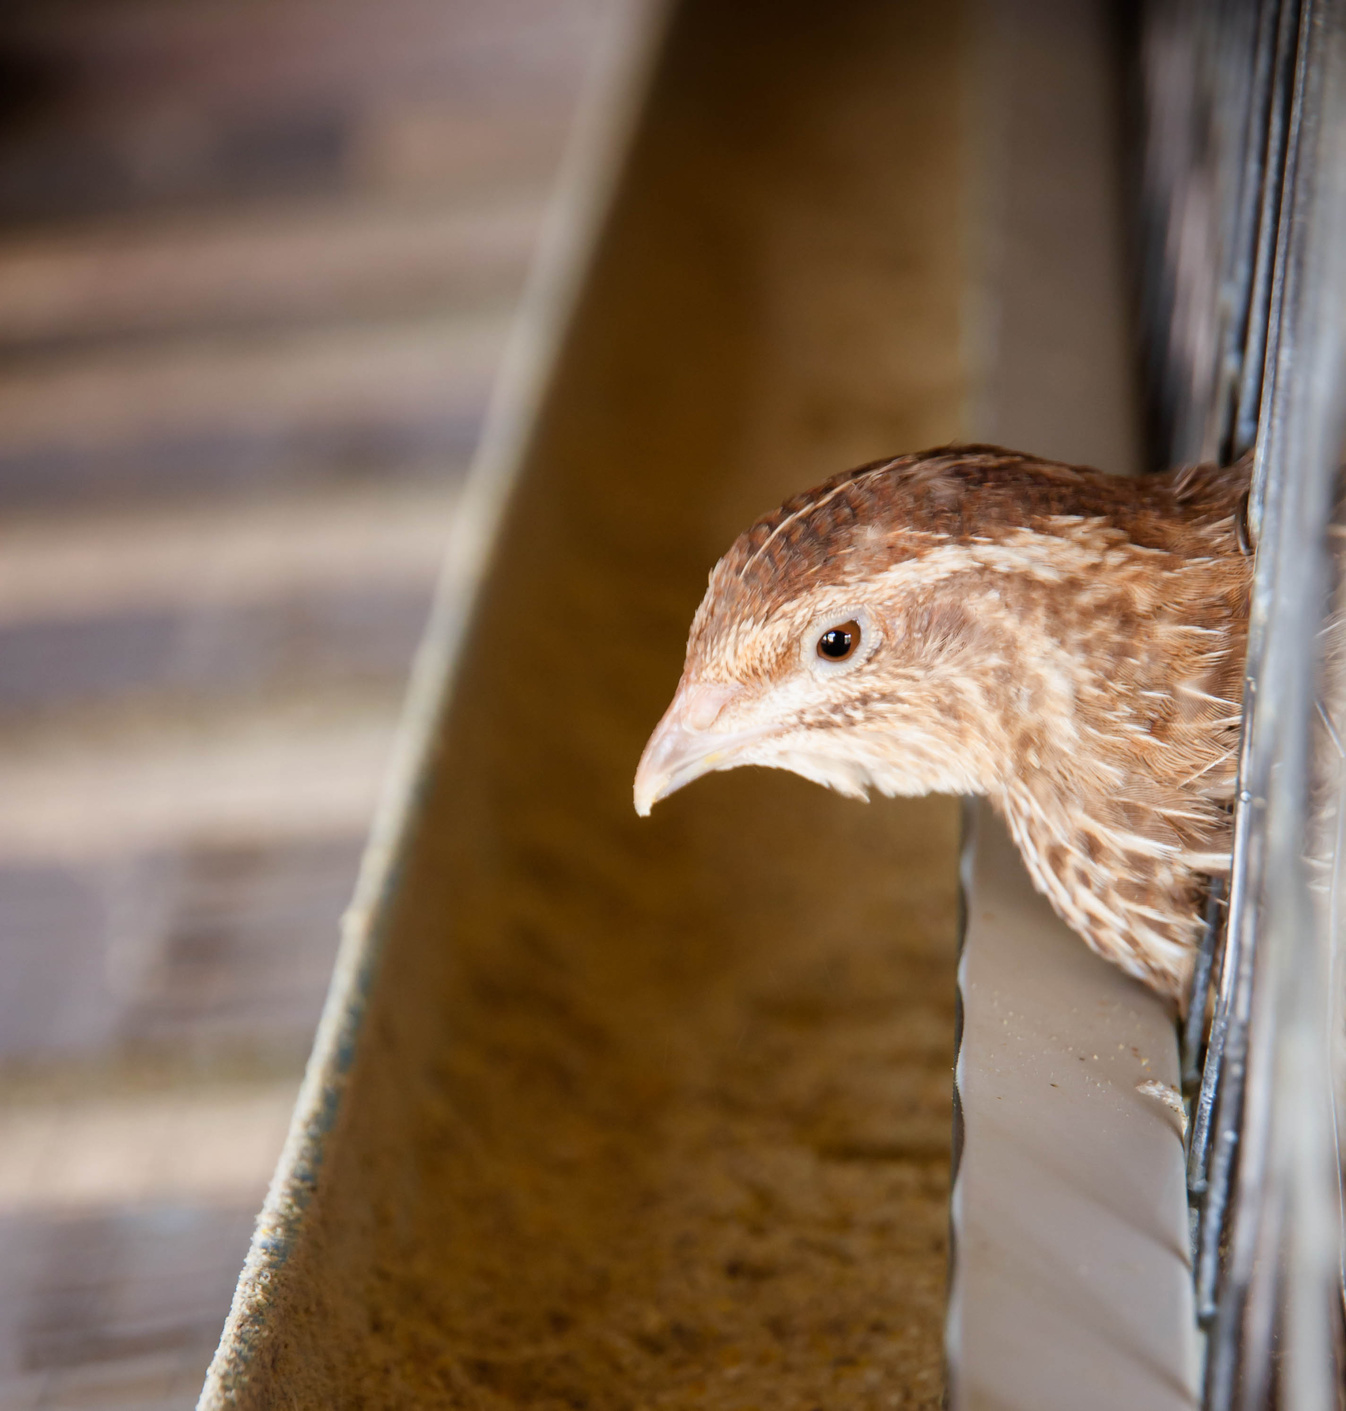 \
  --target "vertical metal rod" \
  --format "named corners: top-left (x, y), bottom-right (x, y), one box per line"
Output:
top-left (1201, 2), bottom-right (1312, 1365)
top-left (1182, 877), bottom-right (1225, 1092)
top-left (1232, 0), bottom-right (1301, 469)
top-left (1188, 685), bottom-right (1255, 1208)
top-left (1209, 0), bottom-right (1279, 465)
